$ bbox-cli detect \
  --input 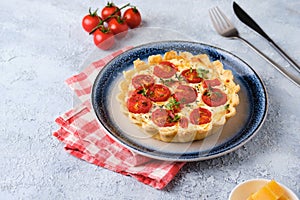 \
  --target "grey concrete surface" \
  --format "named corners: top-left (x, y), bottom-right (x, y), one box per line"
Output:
top-left (1, 0), bottom-right (299, 199)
